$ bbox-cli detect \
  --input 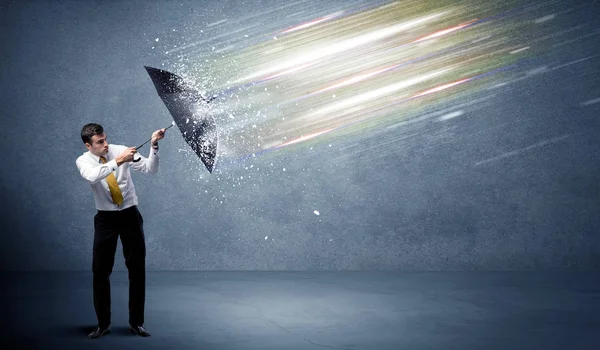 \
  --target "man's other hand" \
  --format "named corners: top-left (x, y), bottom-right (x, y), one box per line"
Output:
top-left (116, 147), bottom-right (137, 165)
top-left (151, 128), bottom-right (166, 145)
